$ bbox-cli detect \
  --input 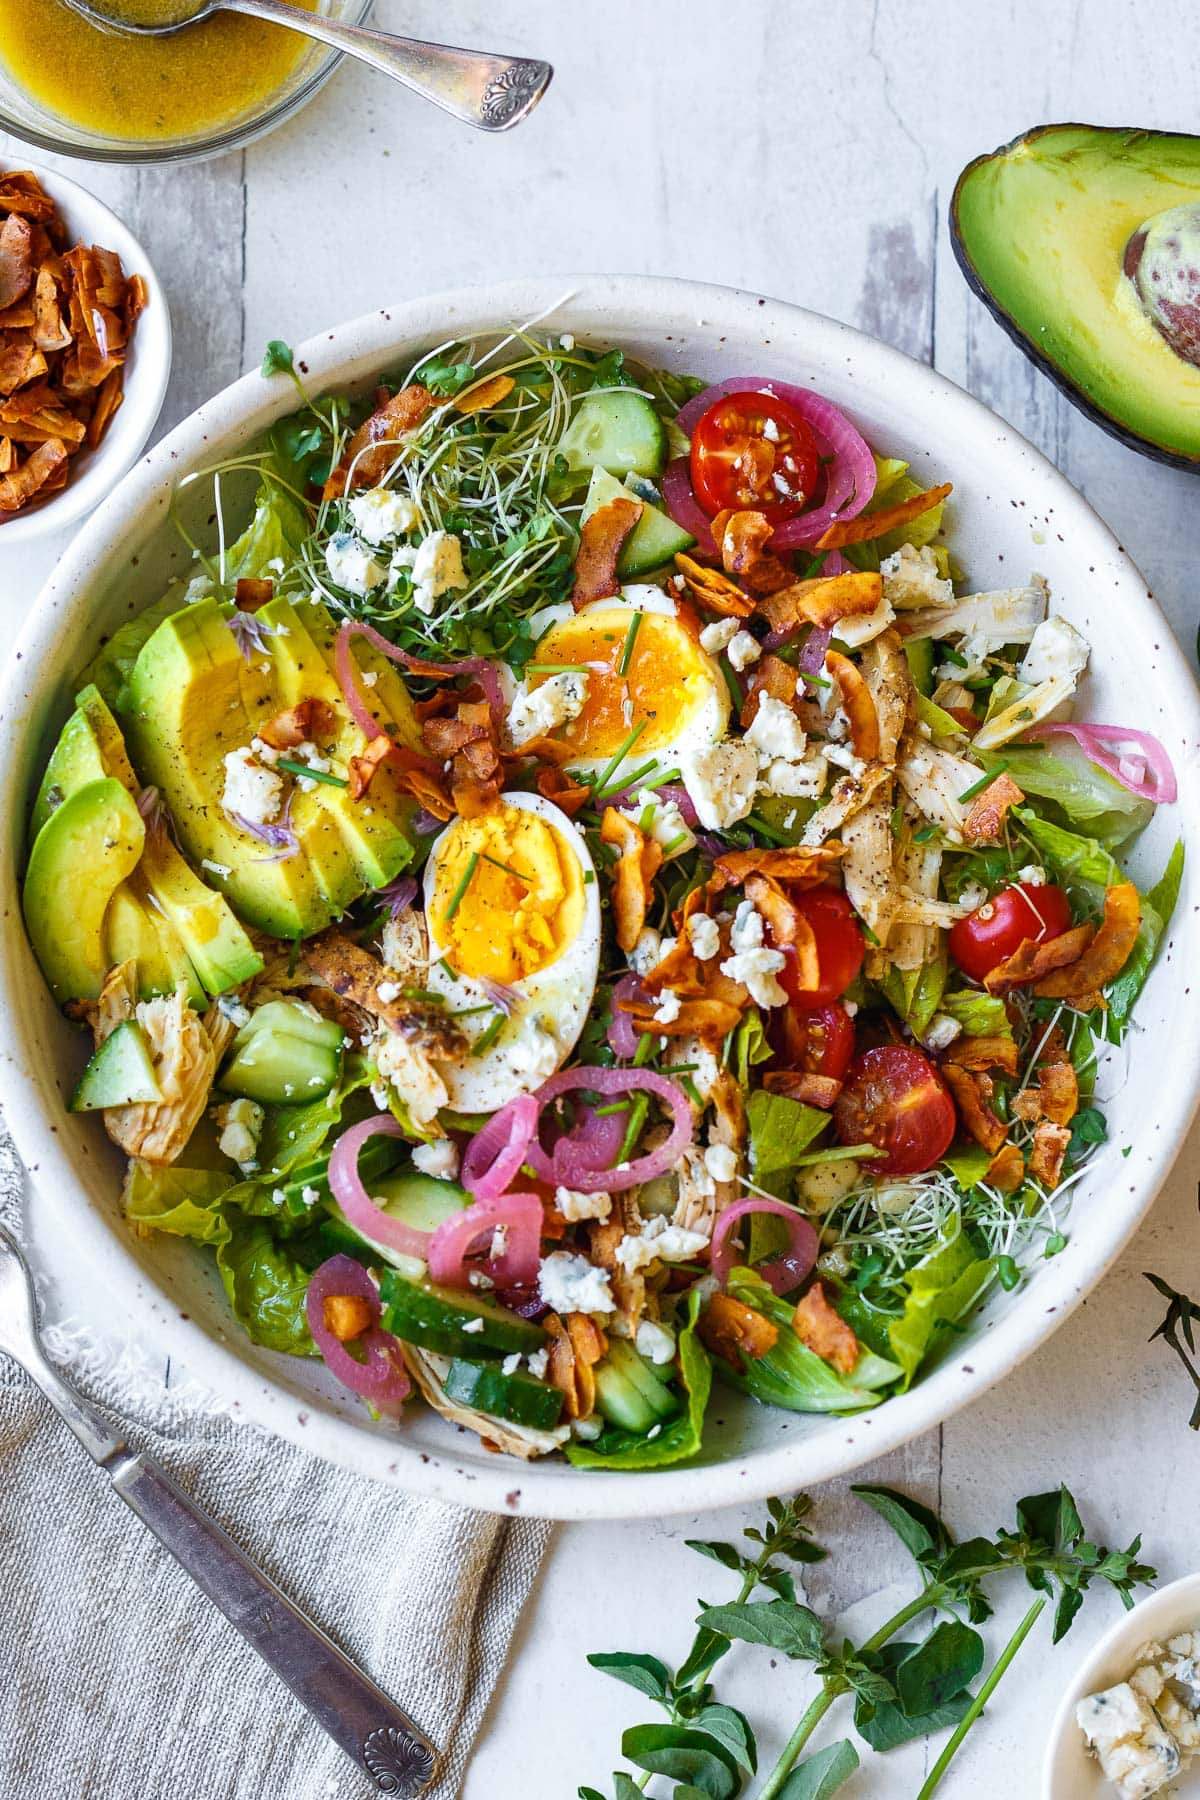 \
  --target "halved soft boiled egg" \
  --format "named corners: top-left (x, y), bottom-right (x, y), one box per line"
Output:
top-left (528, 585), bottom-right (730, 776)
top-left (422, 790), bottom-right (601, 1111)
